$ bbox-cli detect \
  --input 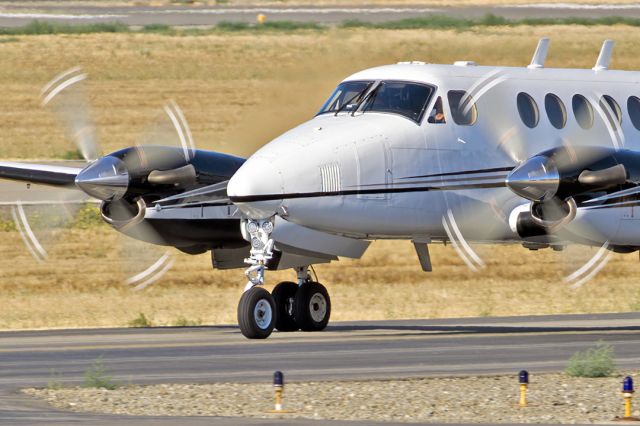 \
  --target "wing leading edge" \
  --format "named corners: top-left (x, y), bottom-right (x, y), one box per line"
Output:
top-left (0, 161), bottom-right (83, 187)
